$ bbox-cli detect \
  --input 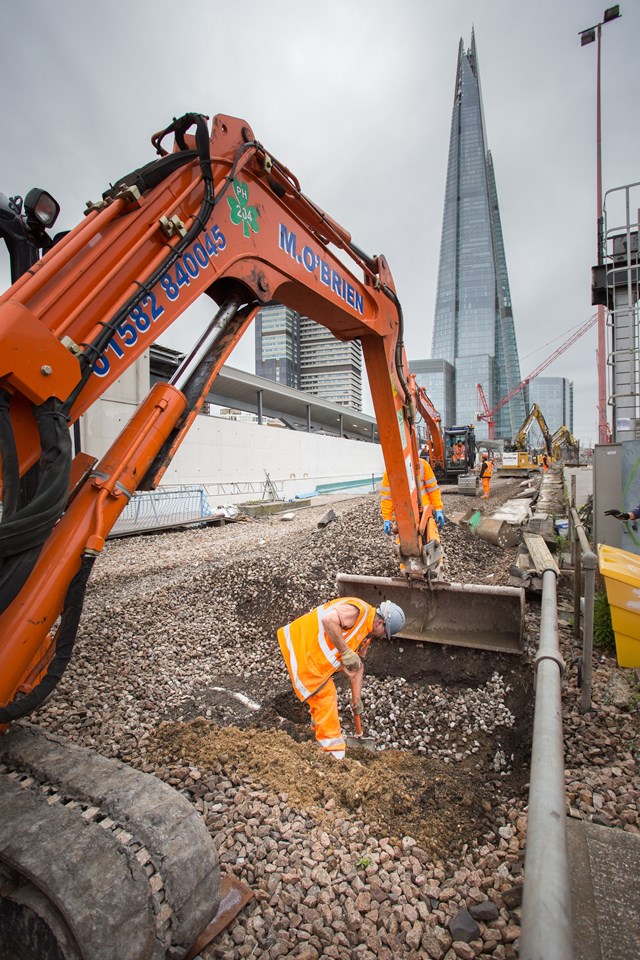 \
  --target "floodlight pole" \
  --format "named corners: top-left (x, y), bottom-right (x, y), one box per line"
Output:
top-left (580, 7), bottom-right (621, 444)
top-left (595, 20), bottom-right (607, 444)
